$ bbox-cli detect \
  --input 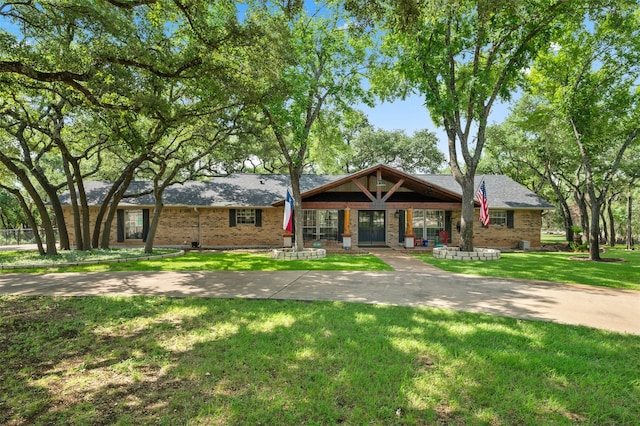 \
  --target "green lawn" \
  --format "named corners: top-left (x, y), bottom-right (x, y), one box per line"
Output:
top-left (0, 250), bottom-right (393, 273)
top-left (2, 296), bottom-right (638, 425)
top-left (415, 247), bottom-right (640, 290)
top-left (2, 247), bottom-right (638, 291)
top-left (540, 232), bottom-right (568, 244)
